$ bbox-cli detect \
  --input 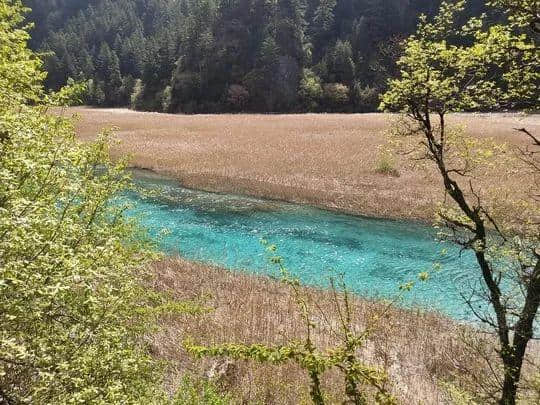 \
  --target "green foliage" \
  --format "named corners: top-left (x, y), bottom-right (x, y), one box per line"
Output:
top-left (313, 0), bottom-right (337, 37)
top-left (374, 148), bottom-right (399, 177)
top-left (439, 382), bottom-right (479, 405)
top-left (374, 158), bottom-right (399, 177)
top-left (0, 0), bottom-right (45, 108)
top-left (353, 83), bottom-right (379, 112)
top-left (380, 0), bottom-right (538, 113)
top-left (25, 0), bottom-right (490, 112)
top-left (323, 82), bottom-right (349, 108)
top-left (161, 85), bottom-right (173, 113)
top-left (380, 1), bottom-right (539, 403)
top-left (130, 78), bottom-right (145, 110)
top-left (326, 40), bottom-right (355, 84)
top-left (0, 1), bottom-right (175, 402)
top-left (172, 374), bottom-right (233, 405)
top-left (185, 242), bottom-right (397, 405)
top-left (299, 68), bottom-right (323, 110)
